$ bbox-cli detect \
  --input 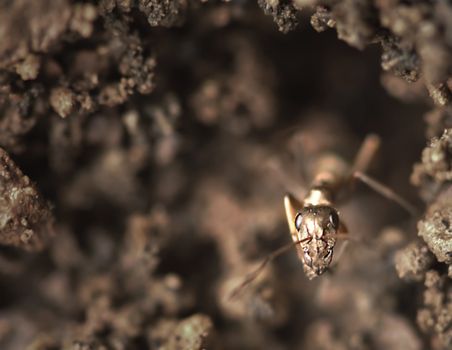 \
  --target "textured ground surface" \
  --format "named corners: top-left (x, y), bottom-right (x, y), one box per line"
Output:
top-left (0, 1), bottom-right (451, 349)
